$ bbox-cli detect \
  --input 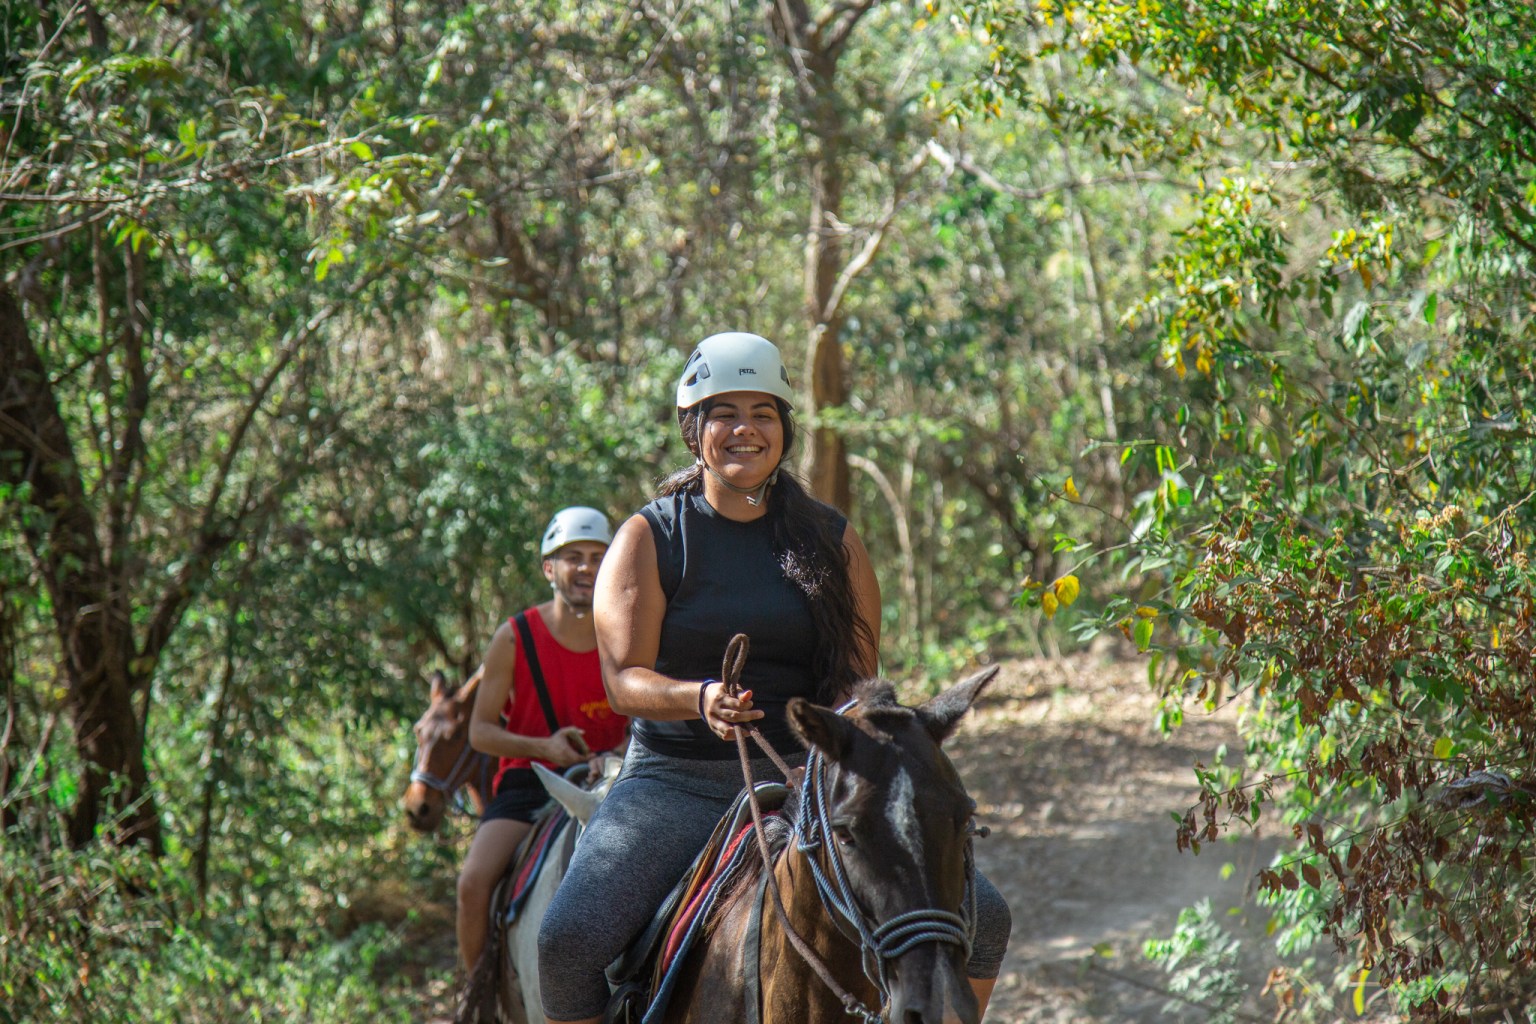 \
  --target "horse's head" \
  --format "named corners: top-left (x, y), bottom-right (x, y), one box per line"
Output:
top-left (787, 666), bottom-right (998, 1024)
top-left (403, 668), bottom-right (482, 832)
